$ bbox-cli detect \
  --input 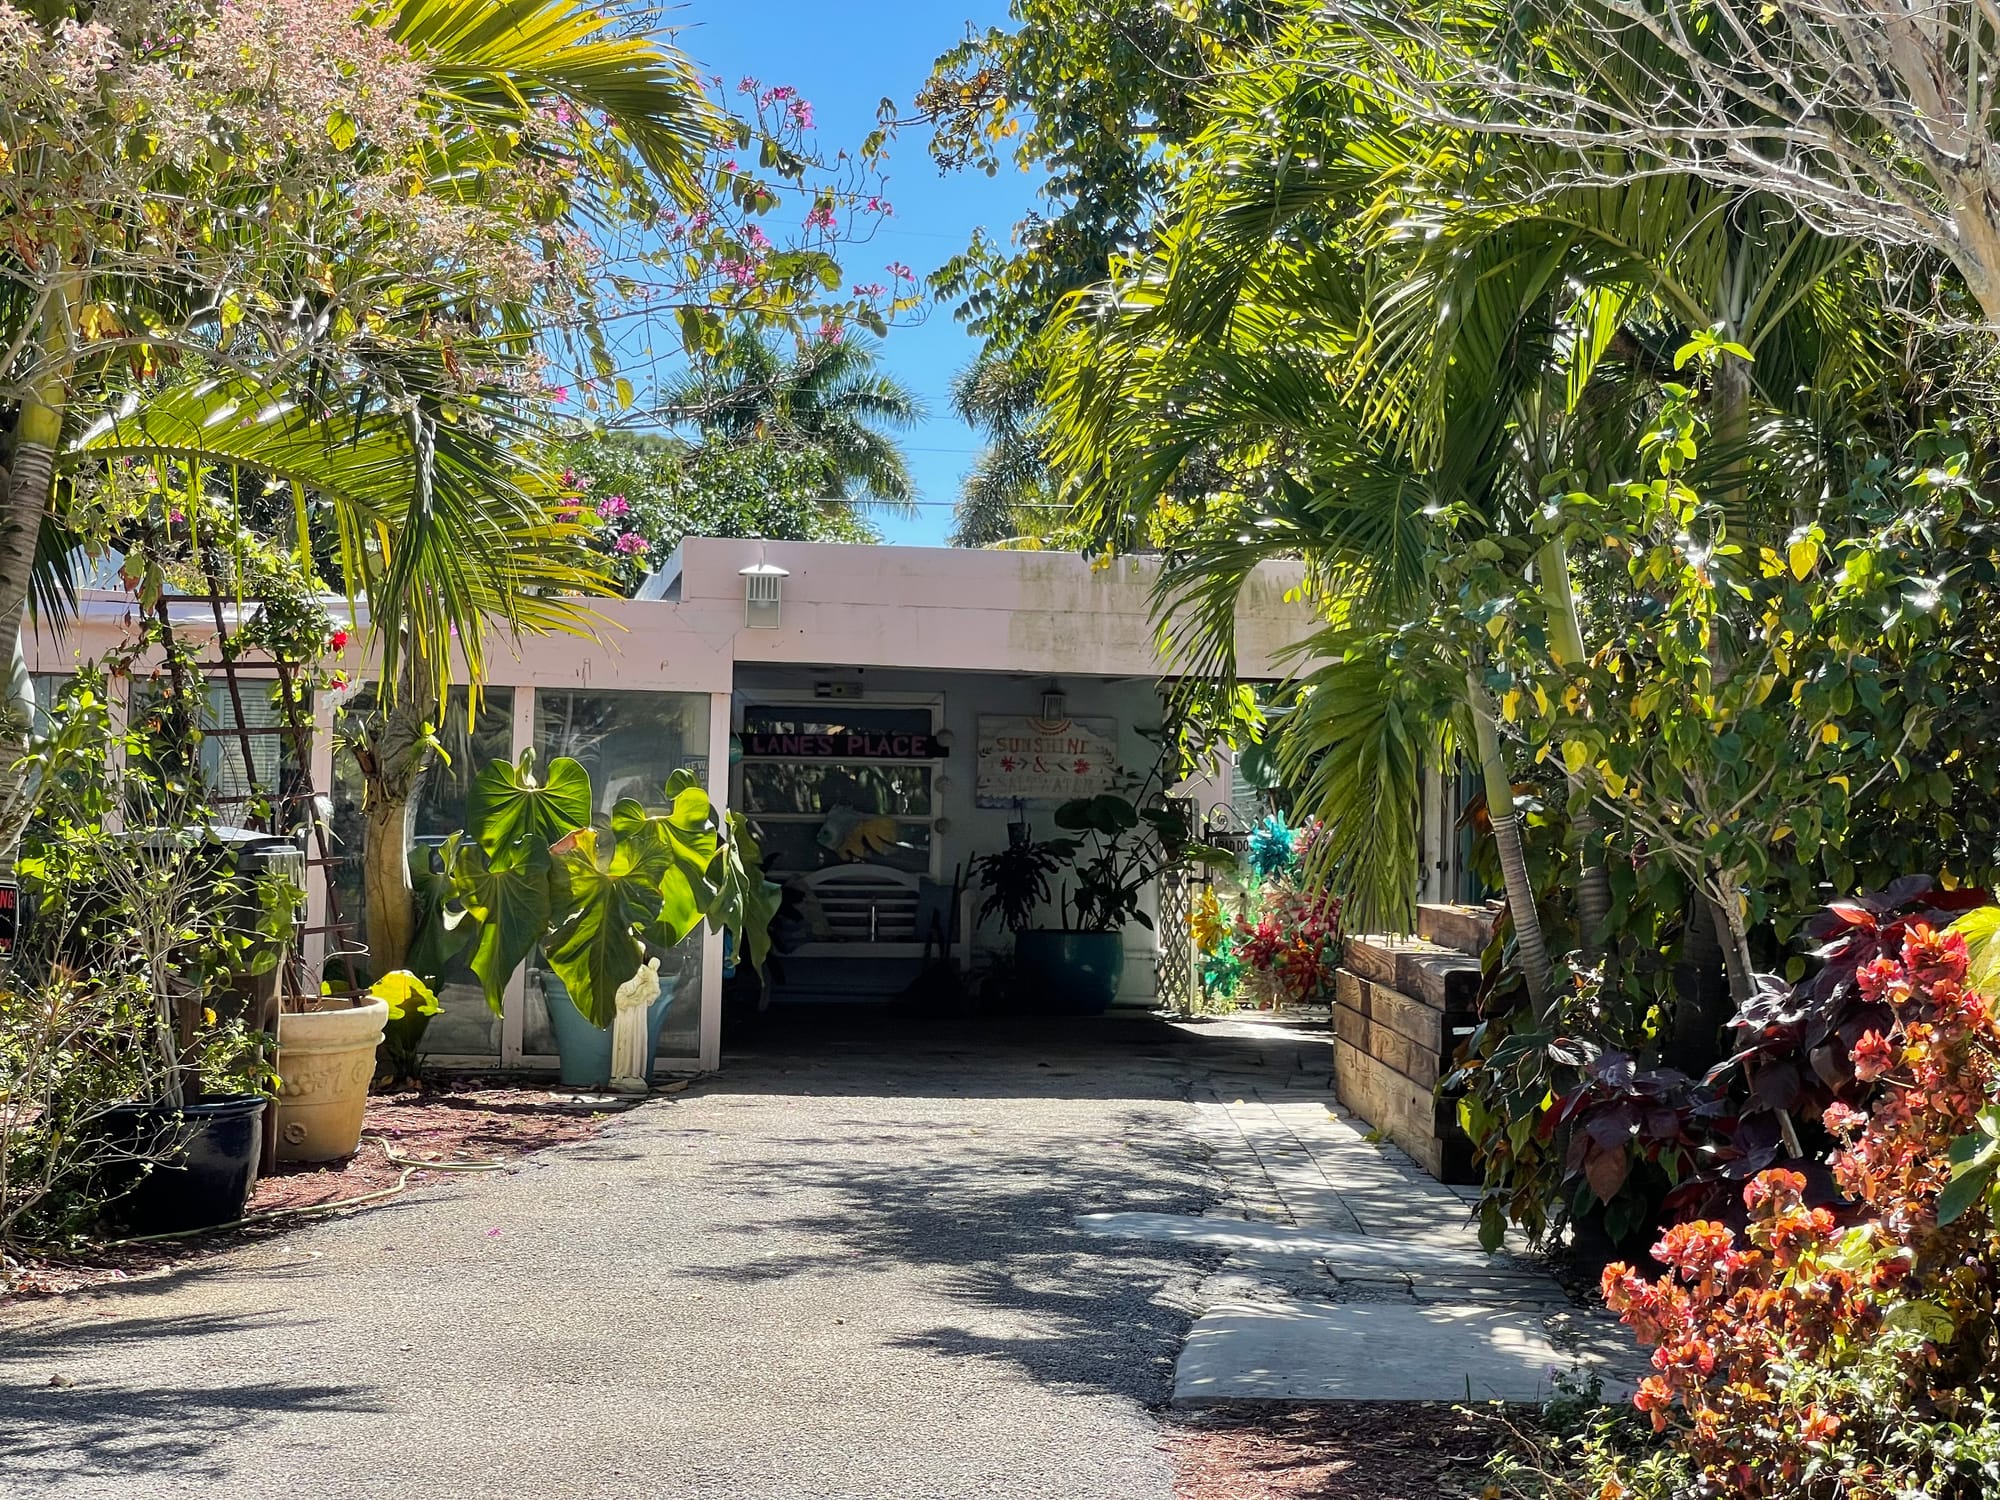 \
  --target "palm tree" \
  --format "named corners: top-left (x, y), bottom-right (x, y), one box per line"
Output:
top-left (1041, 24), bottom-right (1888, 1012)
top-left (947, 354), bottom-right (1058, 547)
top-left (663, 331), bottom-right (923, 510)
